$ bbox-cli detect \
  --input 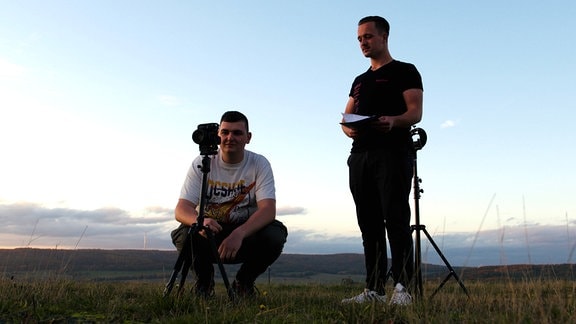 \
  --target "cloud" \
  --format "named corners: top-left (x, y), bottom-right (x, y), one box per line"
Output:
top-left (277, 206), bottom-right (307, 216)
top-left (440, 119), bottom-right (457, 128)
top-left (2, 201), bottom-right (576, 266)
top-left (0, 202), bottom-right (174, 249)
